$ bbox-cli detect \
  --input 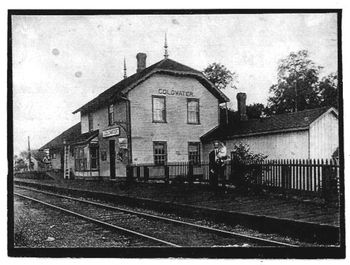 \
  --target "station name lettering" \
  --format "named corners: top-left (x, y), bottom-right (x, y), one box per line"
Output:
top-left (158, 89), bottom-right (194, 97)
